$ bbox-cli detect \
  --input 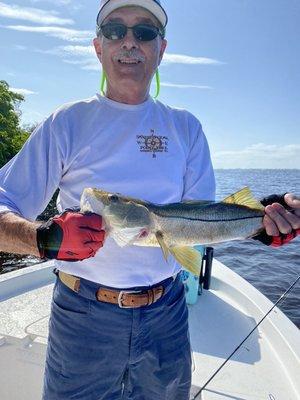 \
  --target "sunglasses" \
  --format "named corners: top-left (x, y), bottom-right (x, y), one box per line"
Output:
top-left (99, 22), bottom-right (165, 42)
